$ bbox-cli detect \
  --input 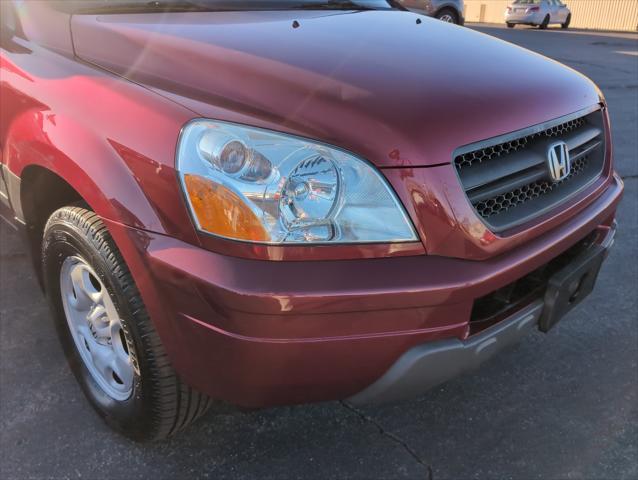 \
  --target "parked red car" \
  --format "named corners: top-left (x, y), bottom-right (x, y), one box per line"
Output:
top-left (0, 0), bottom-right (623, 440)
